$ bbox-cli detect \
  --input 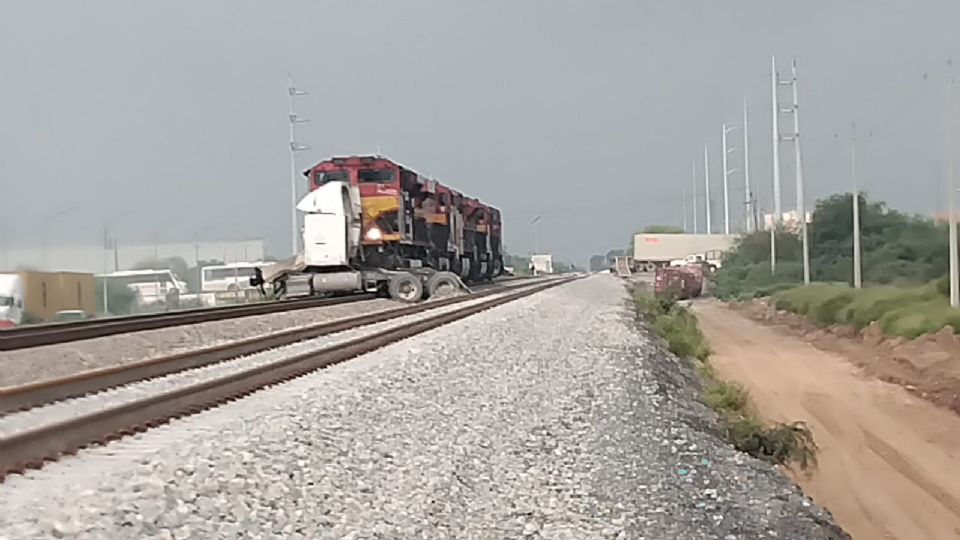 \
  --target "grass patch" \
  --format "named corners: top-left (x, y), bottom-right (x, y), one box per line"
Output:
top-left (772, 281), bottom-right (960, 338)
top-left (631, 287), bottom-right (818, 471)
